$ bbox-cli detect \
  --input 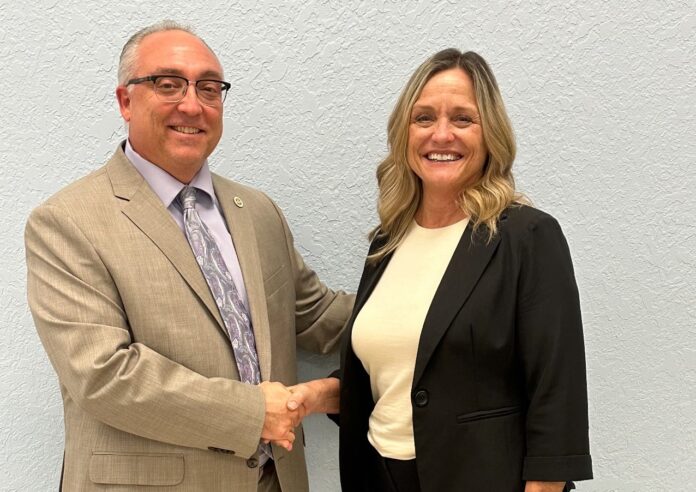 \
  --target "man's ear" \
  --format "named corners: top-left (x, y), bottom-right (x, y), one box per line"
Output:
top-left (116, 86), bottom-right (132, 122)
